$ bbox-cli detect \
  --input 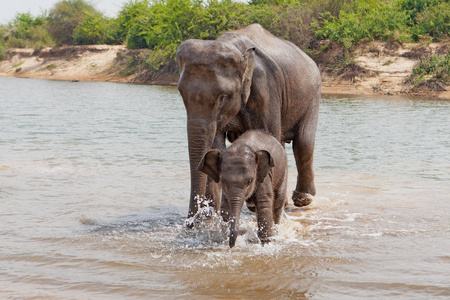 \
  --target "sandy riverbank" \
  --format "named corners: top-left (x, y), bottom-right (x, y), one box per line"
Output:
top-left (1, 43), bottom-right (449, 99)
top-left (0, 45), bottom-right (133, 83)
